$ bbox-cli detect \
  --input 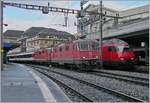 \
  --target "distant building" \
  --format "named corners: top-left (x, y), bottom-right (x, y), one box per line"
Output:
top-left (4, 30), bottom-right (24, 43)
top-left (19, 27), bottom-right (75, 52)
top-left (26, 36), bottom-right (65, 52)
